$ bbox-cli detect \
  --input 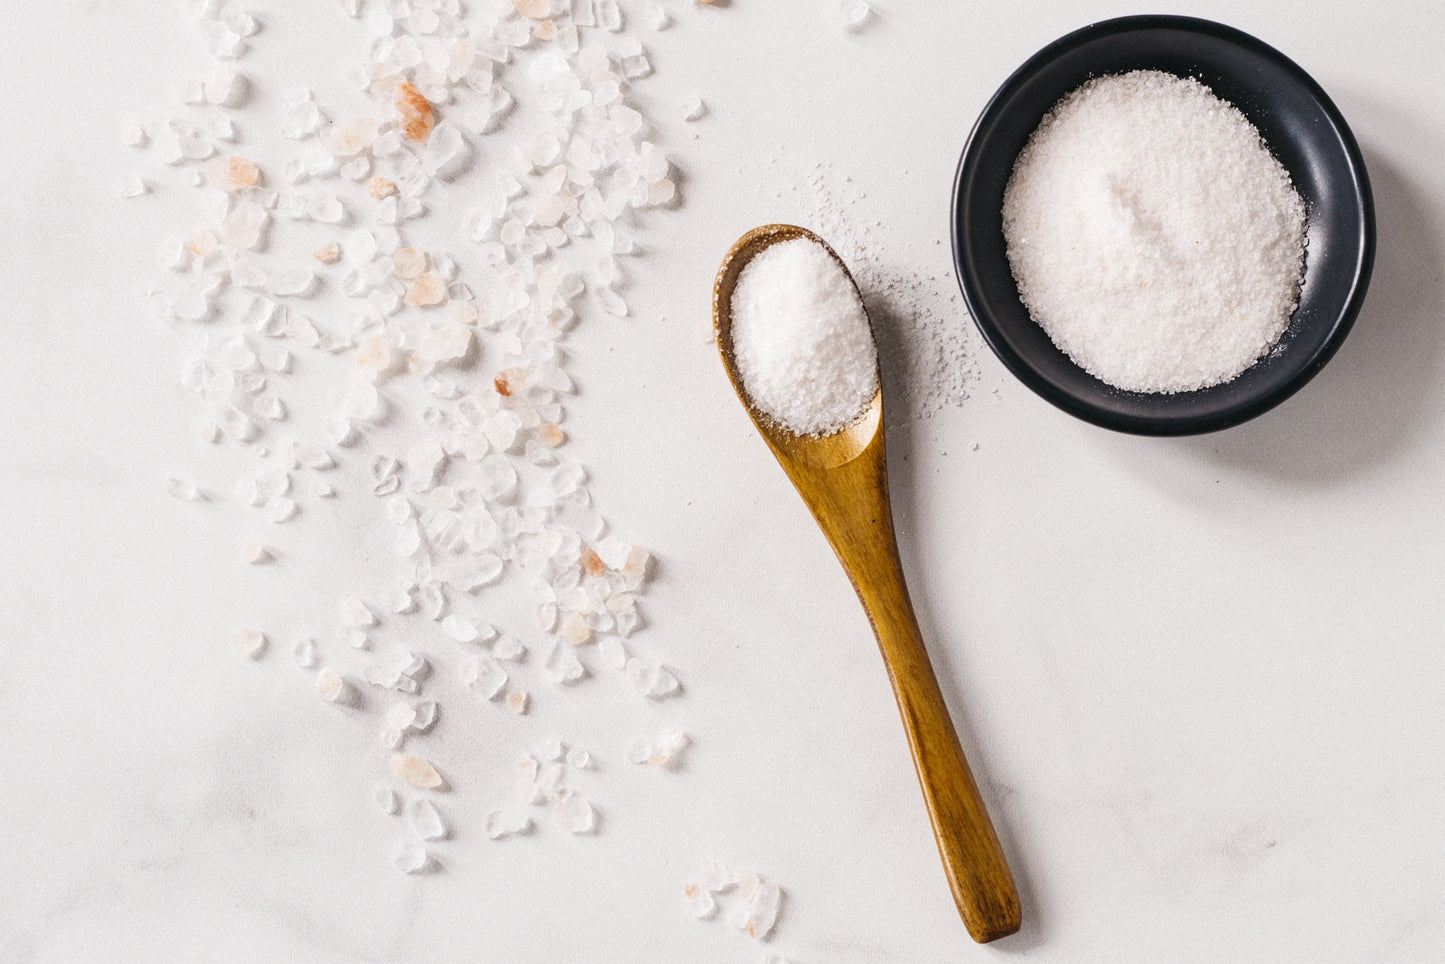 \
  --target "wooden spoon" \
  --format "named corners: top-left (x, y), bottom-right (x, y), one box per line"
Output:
top-left (713, 223), bottom-right (1022, 943)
